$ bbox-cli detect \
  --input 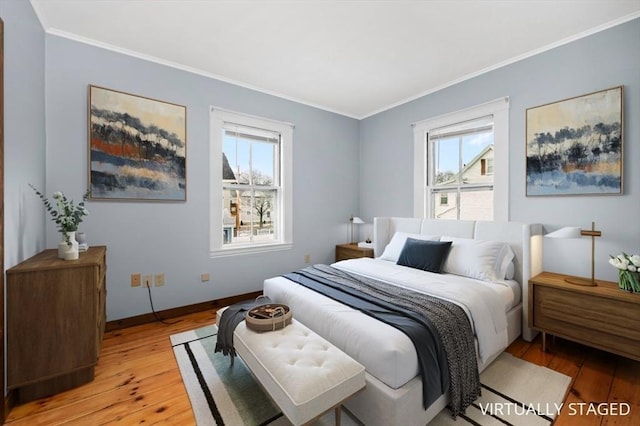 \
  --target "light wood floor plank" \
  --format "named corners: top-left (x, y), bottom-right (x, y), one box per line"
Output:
top-left (4, 310), bottom-right (636, 425)
top-left (603, 357), bottom-right (640, 426)
top-left (555, 348), bottom-right (617, 426)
